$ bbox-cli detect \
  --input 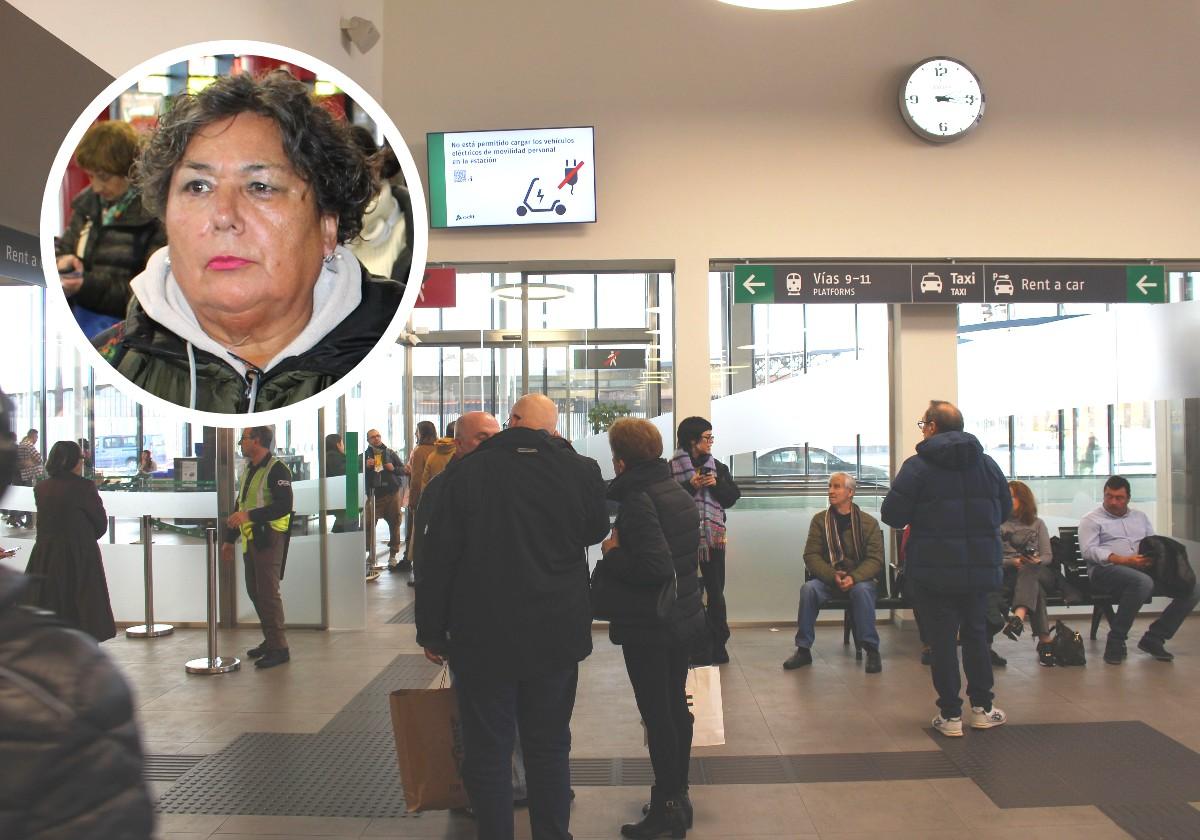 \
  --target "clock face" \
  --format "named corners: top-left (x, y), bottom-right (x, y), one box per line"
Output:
top-left (900, 57), bottom-right (985, 142)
